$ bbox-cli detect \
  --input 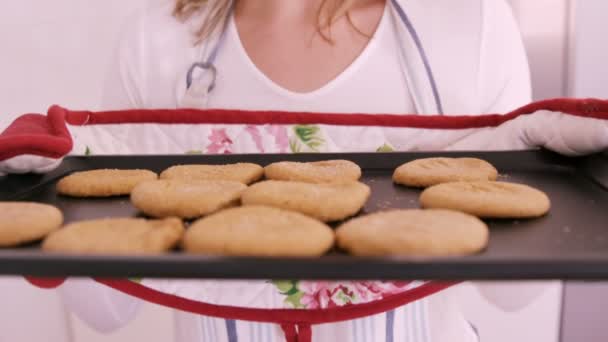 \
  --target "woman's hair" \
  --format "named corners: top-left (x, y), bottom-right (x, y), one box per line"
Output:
top-left (173, 0), bottom-right (365, 43)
